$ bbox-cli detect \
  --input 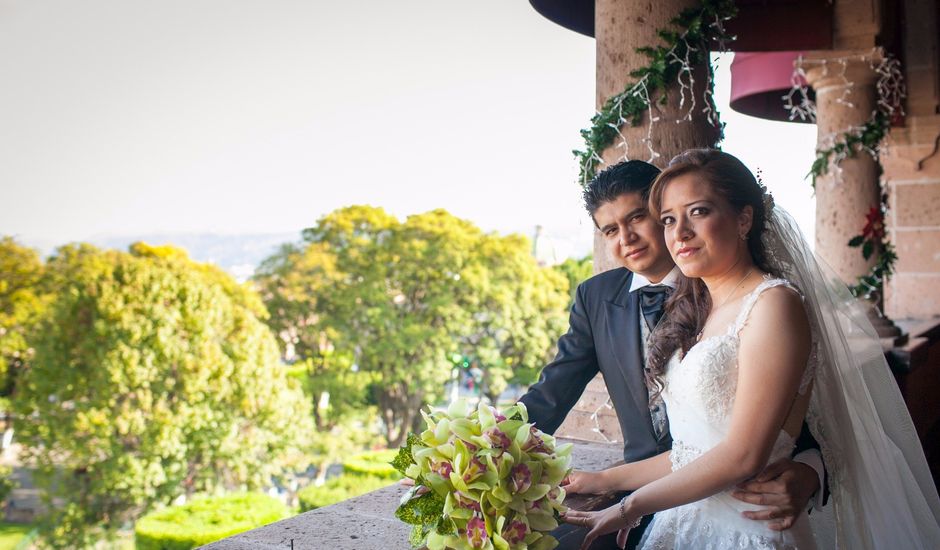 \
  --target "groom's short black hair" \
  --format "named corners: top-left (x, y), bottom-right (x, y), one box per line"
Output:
top-left (583, 160), bottom-right (662, 223)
